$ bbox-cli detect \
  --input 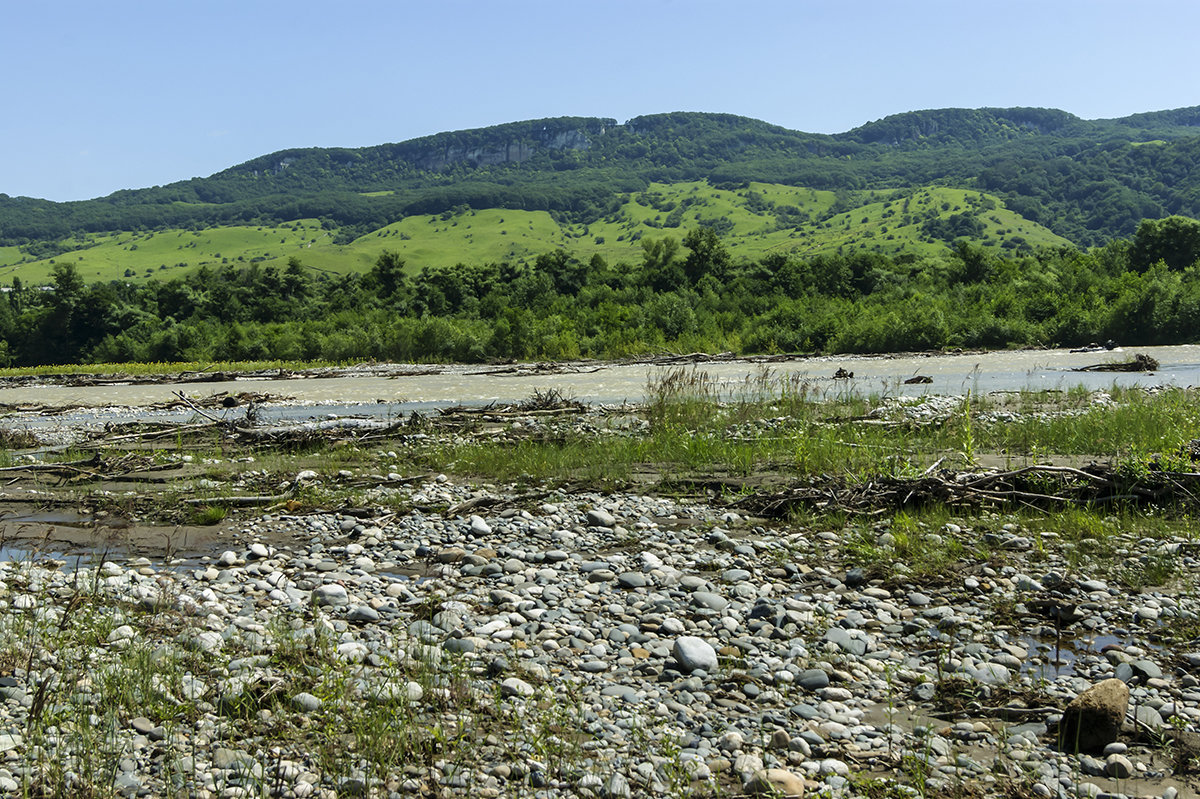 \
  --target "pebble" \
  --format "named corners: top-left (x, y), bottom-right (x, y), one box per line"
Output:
top-left (1105, 753), bottom-right (1134, 779)
top-left (501, 677), bottom-right (534, 698)
top-left (673, 636), bottom-right (719, 673)
top-left (292, 693), bottom-right (322, 712)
